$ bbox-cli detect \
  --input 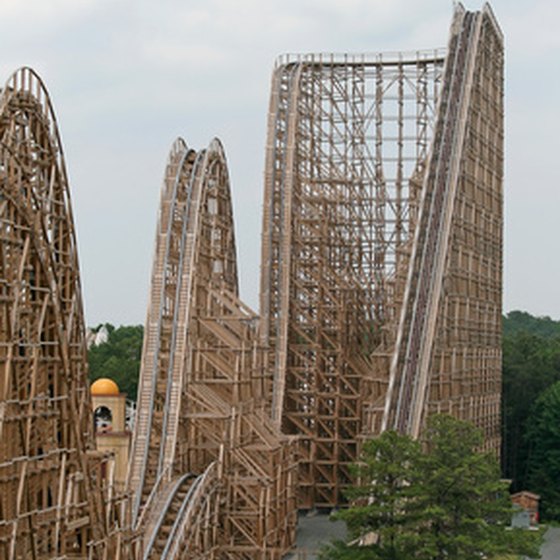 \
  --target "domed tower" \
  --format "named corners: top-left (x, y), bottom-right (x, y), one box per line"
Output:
top-left (91, 378), bottom-right (130, 490)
